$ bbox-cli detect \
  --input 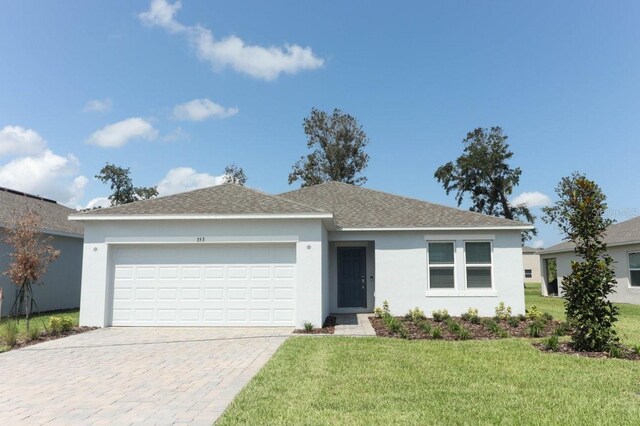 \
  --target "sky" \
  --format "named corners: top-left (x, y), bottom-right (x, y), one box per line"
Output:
top-left (1, 0), bottom-right (639, 248)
